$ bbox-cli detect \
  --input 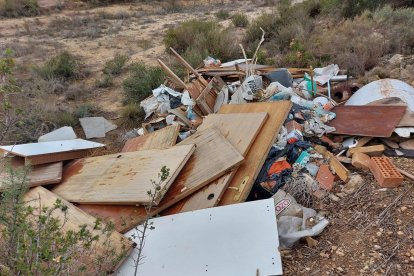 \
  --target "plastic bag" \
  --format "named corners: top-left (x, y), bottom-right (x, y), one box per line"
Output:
top-left (203, 56), bottom-right (221, 67)
top-left (273, 190), bottom-right (329, 249)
